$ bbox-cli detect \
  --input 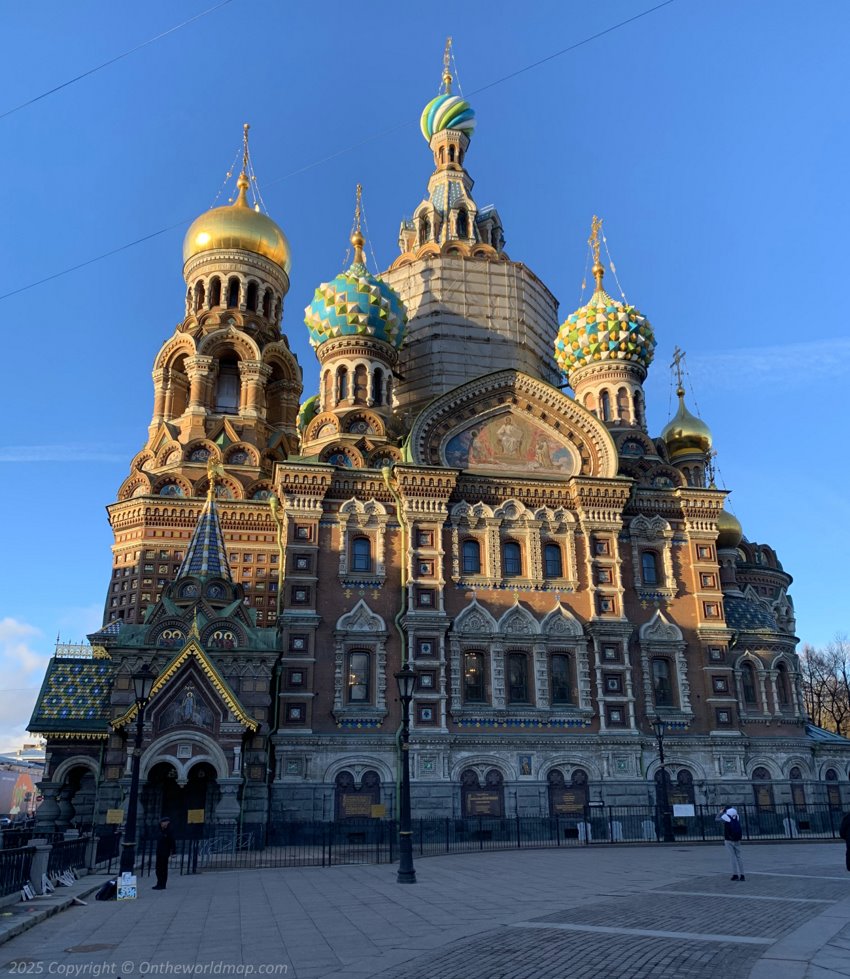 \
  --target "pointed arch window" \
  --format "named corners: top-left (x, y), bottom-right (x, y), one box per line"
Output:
top-left (209, 277), bottom-right (222, 307)
top-left (353, 365), bottom-right (368, 403)
top-left (336, 367), bottom-right (348, 403)
top-left (461, 539), bottom-right (481, 575)
top-left (194, 280), bottom-right (205, 311)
